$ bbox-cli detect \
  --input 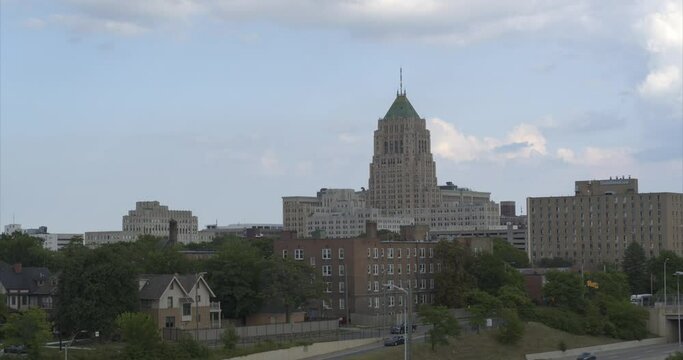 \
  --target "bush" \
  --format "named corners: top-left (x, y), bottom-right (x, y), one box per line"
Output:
top-left (221, 324), bottom-right (239, 350)
top-left (176, 334), bottom-right (209, 359)
top-left (535, 307), bottom-right (586, 335)
top-left (496, 308), bottom-right (524, 345)
top-left (558, 340), bottom-right (567, 352)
